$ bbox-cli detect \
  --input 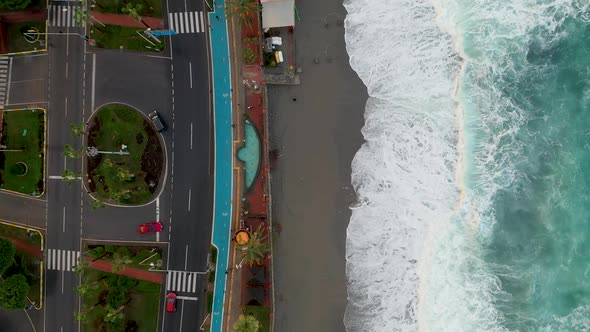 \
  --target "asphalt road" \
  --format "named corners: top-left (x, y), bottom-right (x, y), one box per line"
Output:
top-left (0, 1), bottom-right (215, 330)
top-left (159, 0), bottom-right (214, 330)
top-left (43, 21), bottom-right (87, 332)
